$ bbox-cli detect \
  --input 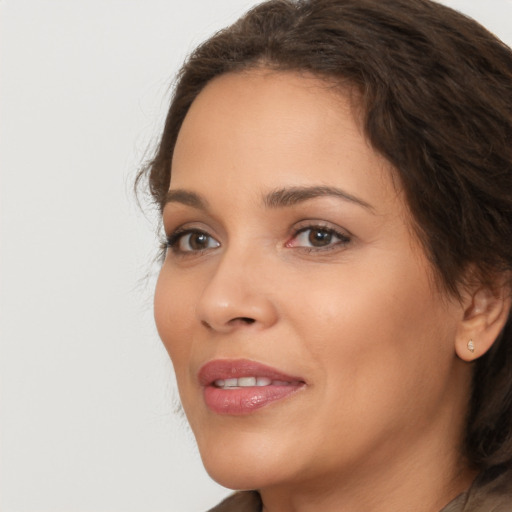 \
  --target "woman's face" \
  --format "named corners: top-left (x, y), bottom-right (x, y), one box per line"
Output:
top-left (154, 71), bottom-right (470, 491)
